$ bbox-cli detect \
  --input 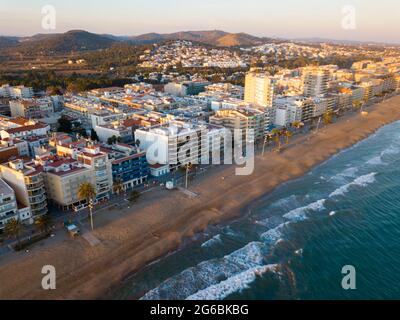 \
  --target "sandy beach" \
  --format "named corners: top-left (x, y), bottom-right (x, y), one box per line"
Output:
top-left (1, 96), bottom-right (400, 300)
